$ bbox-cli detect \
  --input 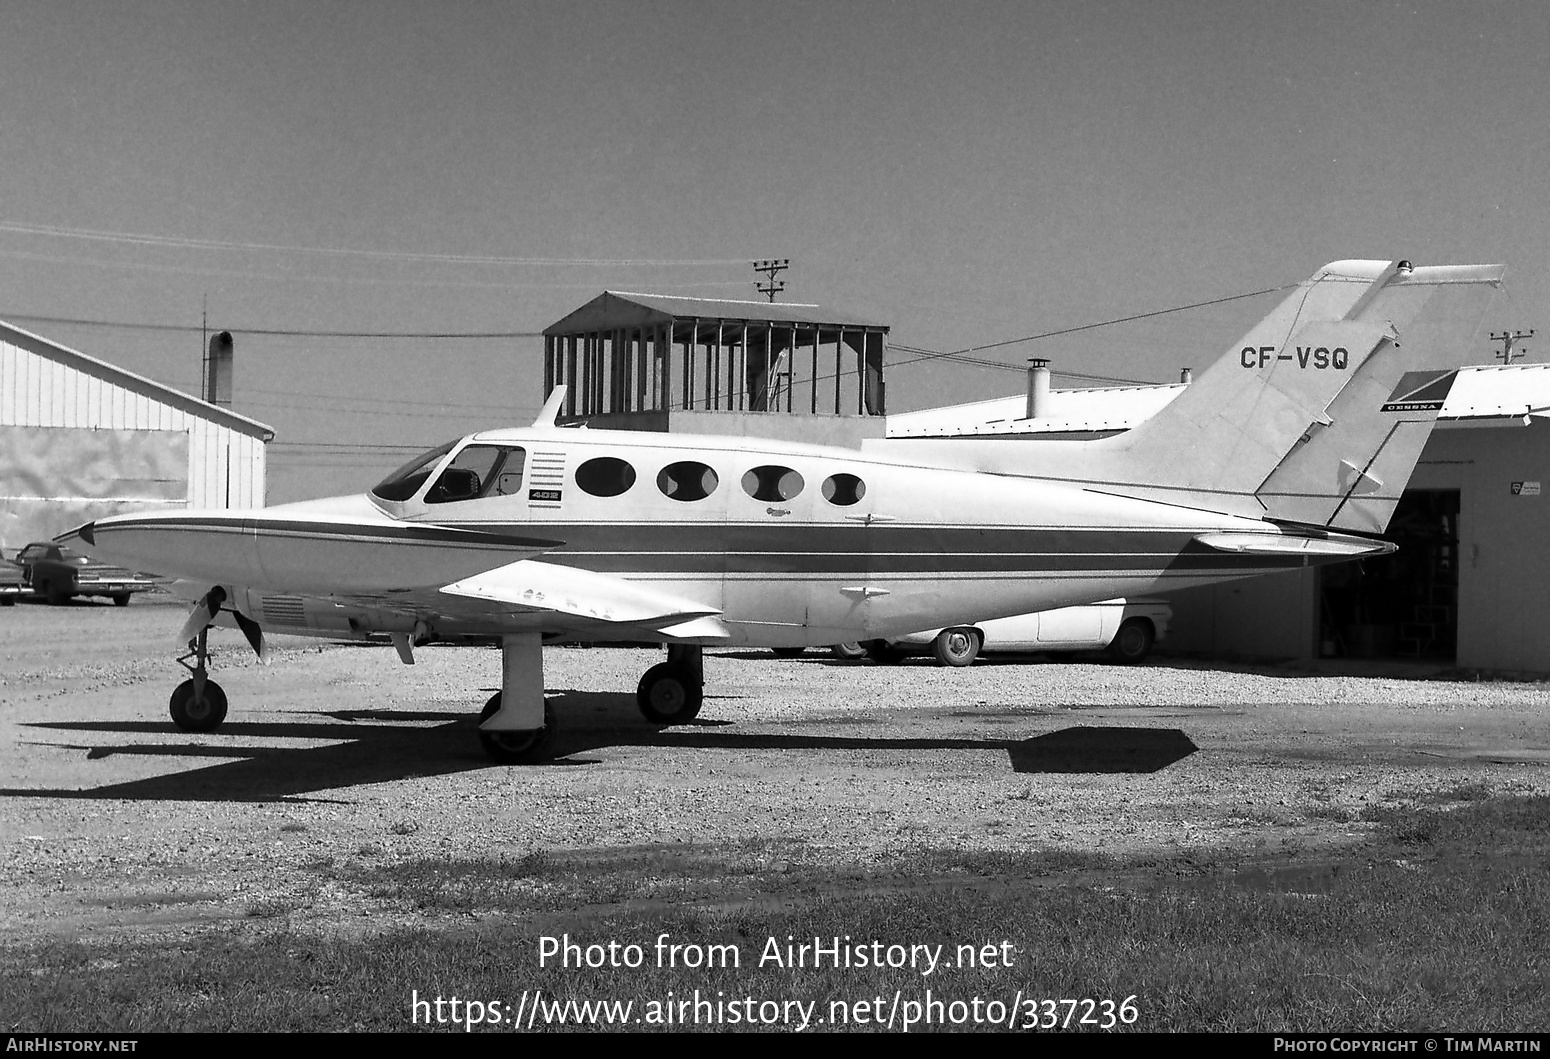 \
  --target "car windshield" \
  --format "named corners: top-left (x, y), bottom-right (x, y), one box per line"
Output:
top-left (370, 440), bottom-right (460, 502)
